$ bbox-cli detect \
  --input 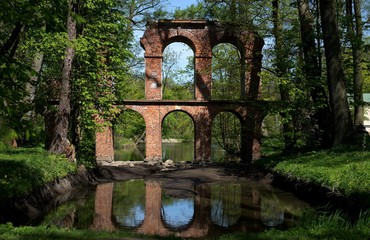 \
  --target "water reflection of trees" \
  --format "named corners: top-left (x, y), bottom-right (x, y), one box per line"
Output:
top-left (112, 180), bottom-right (145, 227)
top-left (211, 183), bottom-right (241, 227)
